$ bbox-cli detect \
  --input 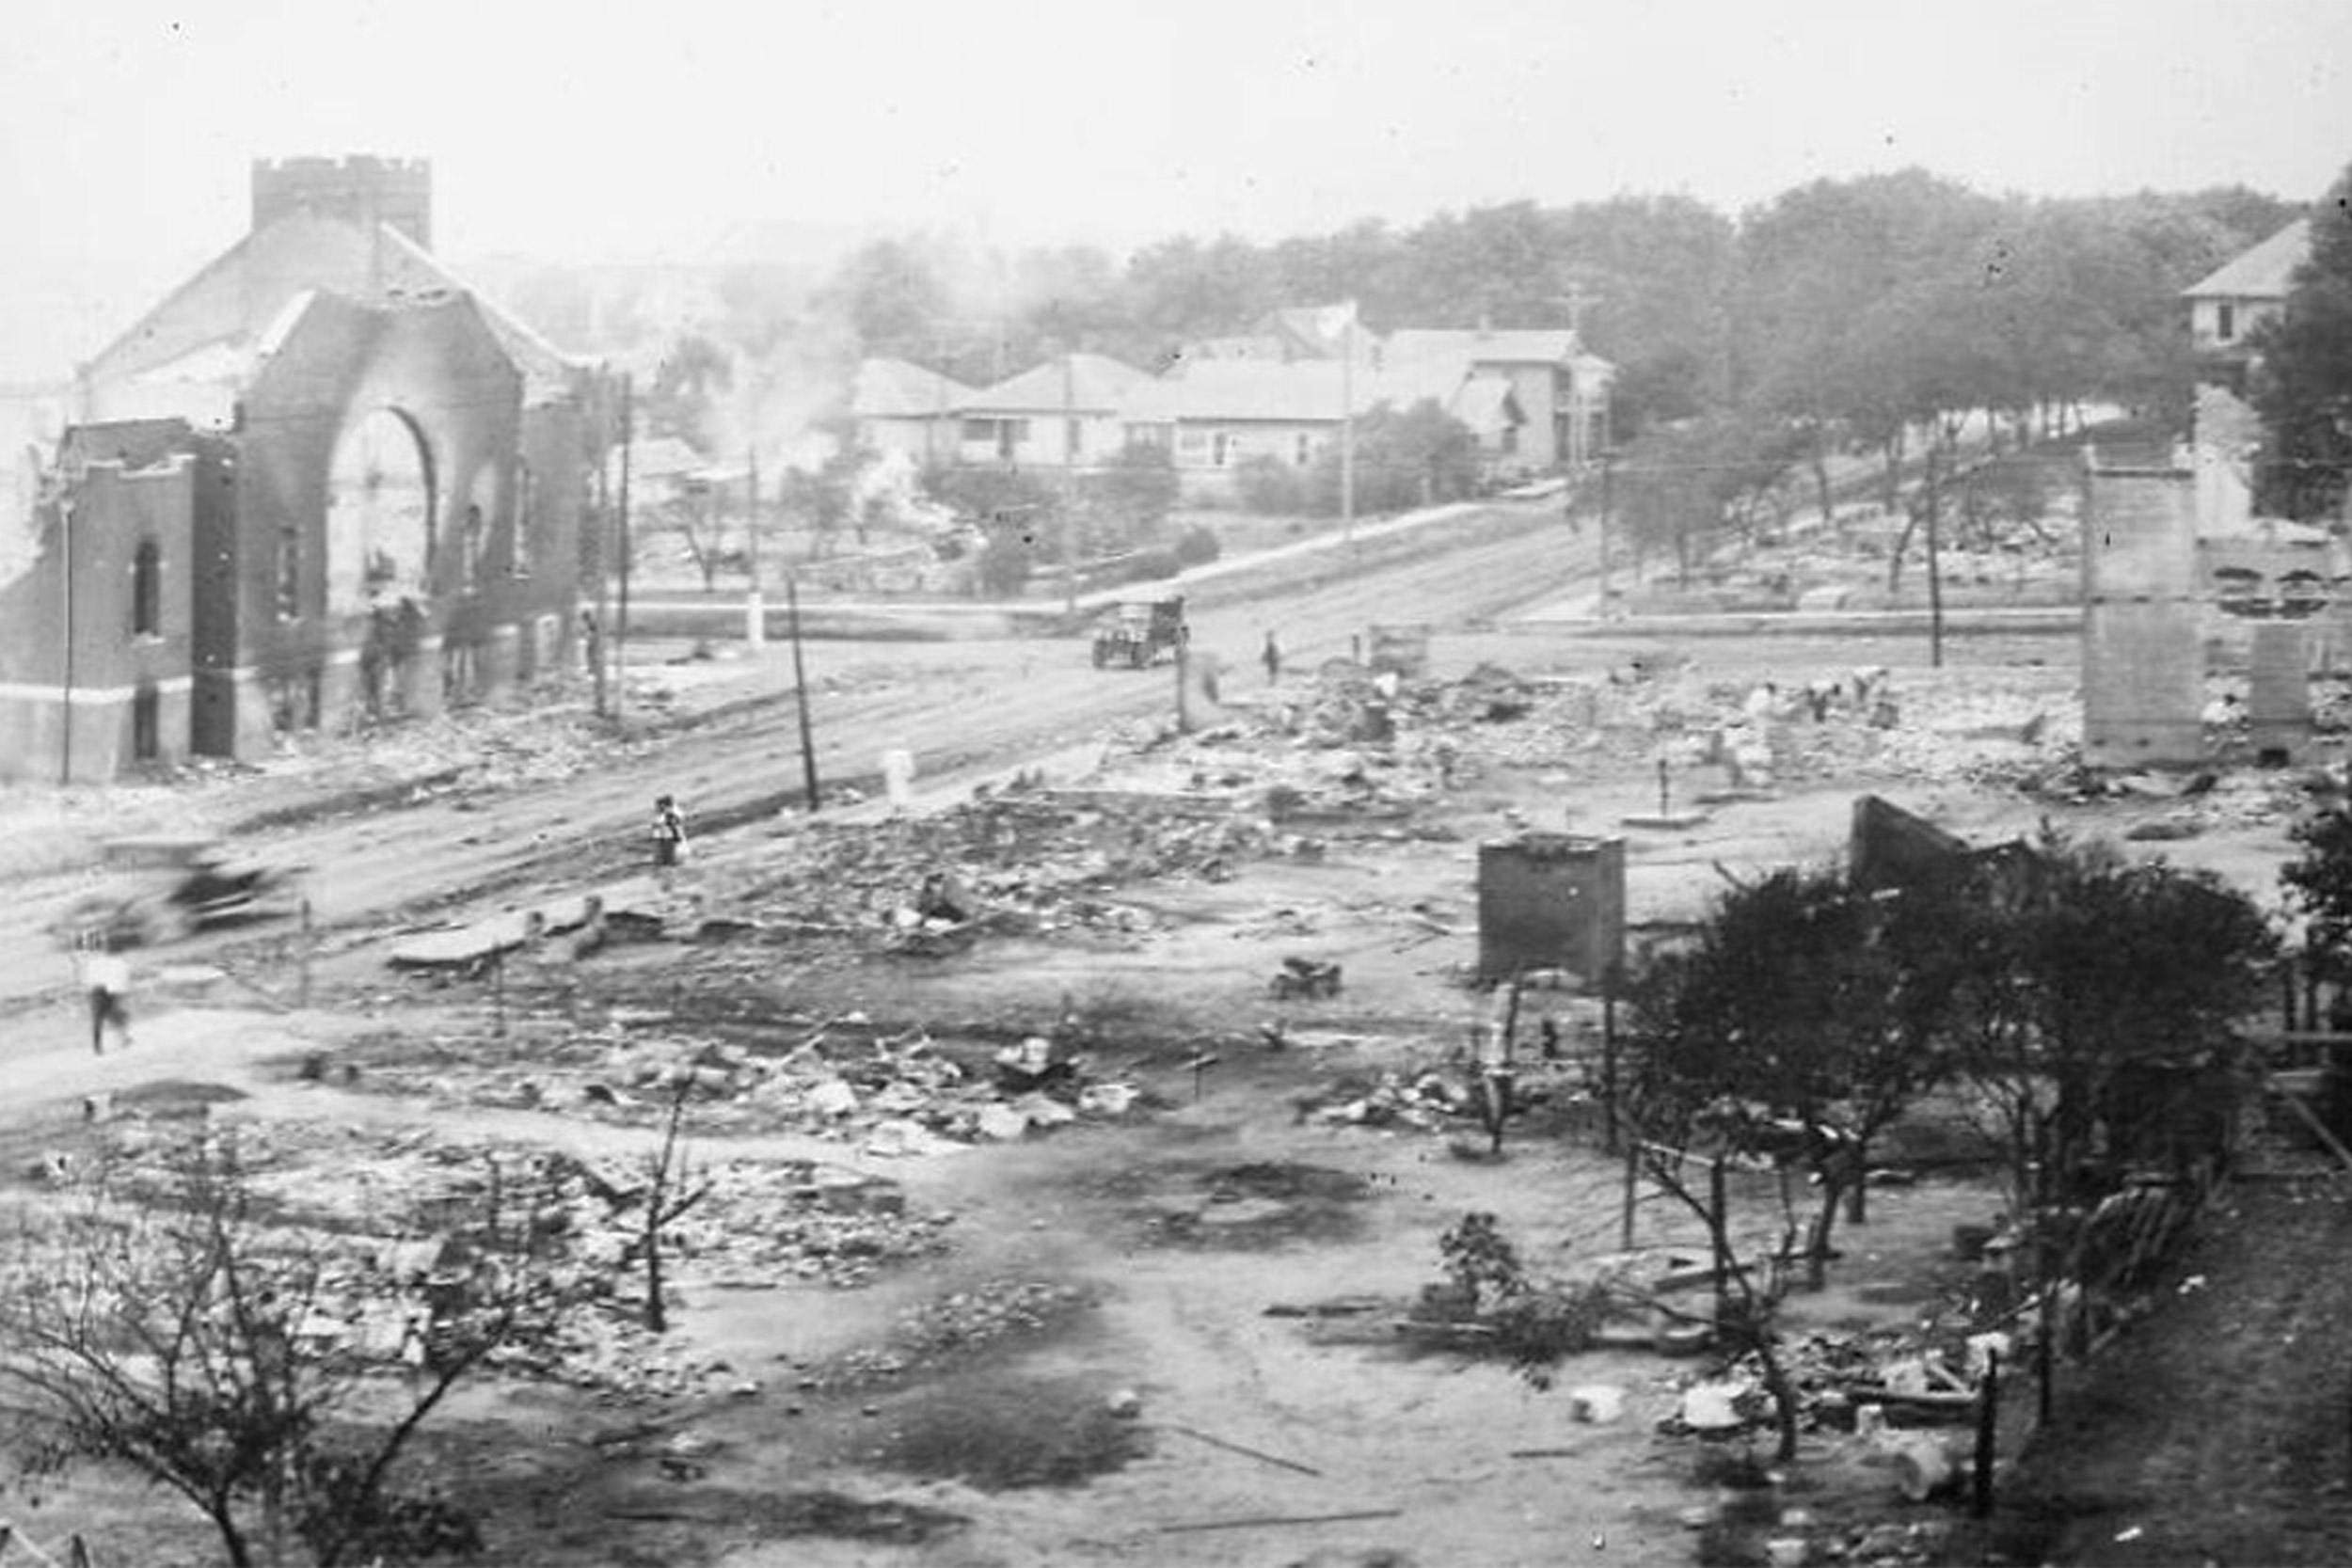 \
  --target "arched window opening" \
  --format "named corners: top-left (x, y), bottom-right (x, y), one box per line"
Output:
top-left (131, 539), bottom-right (161, 637)
top-left (326, 407), bottom-right (435, 616)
